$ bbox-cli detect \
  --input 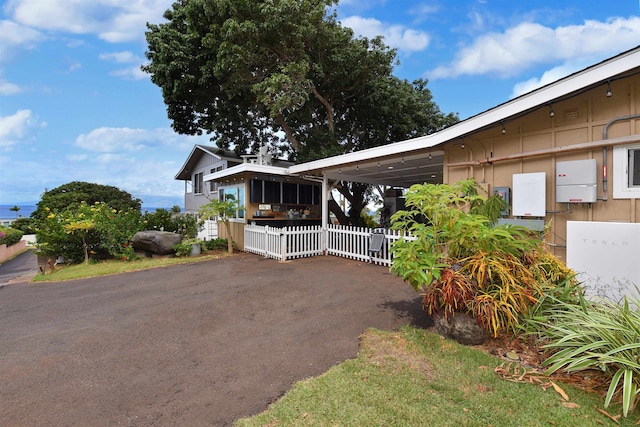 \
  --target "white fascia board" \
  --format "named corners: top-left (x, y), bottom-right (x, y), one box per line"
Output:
top-left (290, 47), bottom-right (640, 175)
top-left (204, 163), bottom-right (290, 182)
